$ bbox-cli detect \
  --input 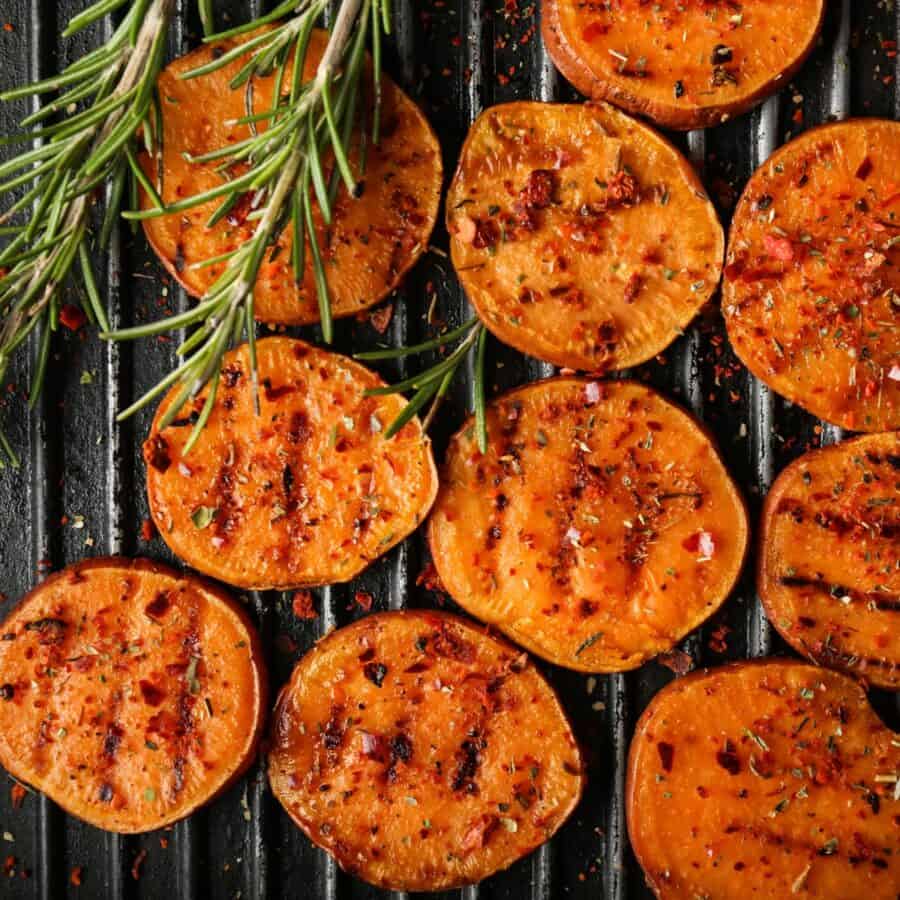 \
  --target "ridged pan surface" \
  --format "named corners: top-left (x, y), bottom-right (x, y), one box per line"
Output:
top-left (0, 1), bottom-right (897, 898)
